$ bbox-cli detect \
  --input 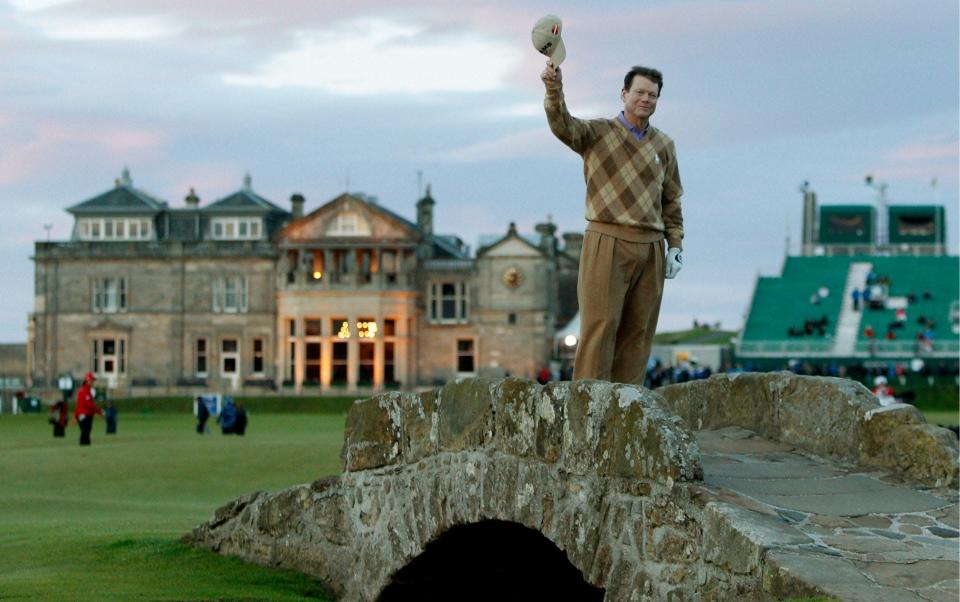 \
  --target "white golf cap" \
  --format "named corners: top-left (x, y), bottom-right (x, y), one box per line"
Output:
top-left (531, 14), bottom-right (566, 67)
